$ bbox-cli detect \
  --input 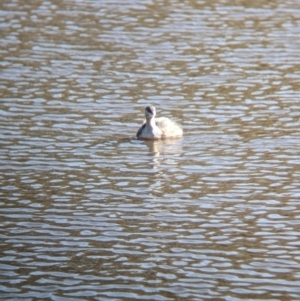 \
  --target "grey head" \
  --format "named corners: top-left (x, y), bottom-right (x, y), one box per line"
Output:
top-left (145, 105), bottom-right (156, 119)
